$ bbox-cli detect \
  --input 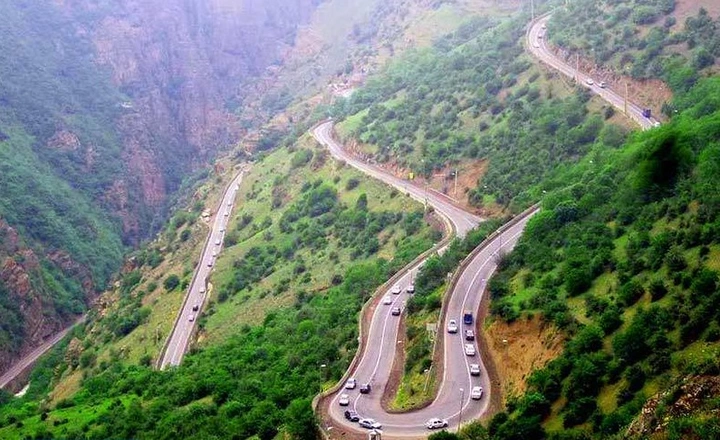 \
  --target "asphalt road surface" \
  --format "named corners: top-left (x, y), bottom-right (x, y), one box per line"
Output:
top-left (313, 122), bottom-right (482, 238)
top-left (528, 14), bottom-right (661, 131)
top-left (327, 210), bottom-right (536, 437)
top-left (159, 170), bottom-right (246, 369)
top-left (312, 122), bottom-right (540, 436)
top-left (0, 317), bottom-right (84, 390)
